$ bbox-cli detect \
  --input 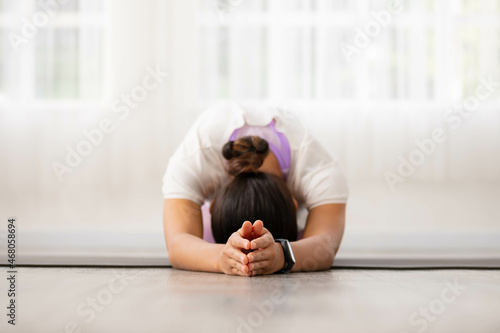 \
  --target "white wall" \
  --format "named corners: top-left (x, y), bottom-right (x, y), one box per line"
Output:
top-left (0, 0), bottom-right (499, 265)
